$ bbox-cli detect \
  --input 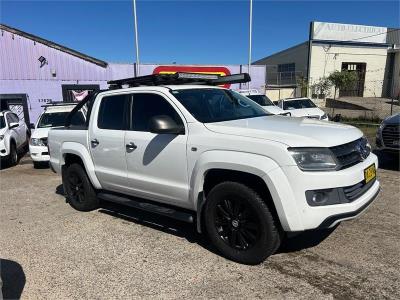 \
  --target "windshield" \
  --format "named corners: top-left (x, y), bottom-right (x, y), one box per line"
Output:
top-left (38, 111), bottom-right (84, 128)
top-left (172, 89), bottom-right (268, 123)
top-left (0, 116), bottom-right (5, 129)
top-left (283, 99), bottom-right (316, 110)
top-left (247, 95), bottom-right (274, 106)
